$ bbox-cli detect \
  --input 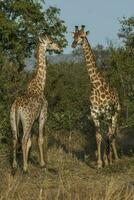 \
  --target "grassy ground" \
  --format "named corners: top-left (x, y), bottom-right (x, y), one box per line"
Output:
top-left (0, 138), bottom-right (134, 200)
